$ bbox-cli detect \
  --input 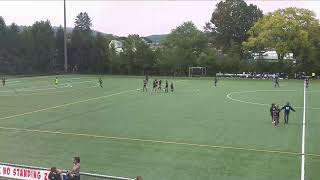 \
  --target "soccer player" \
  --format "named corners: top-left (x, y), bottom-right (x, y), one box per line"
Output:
top-left (272, 105), bottom-right (280, 126)
top-left (170, 82), bottom-right (174, 92)
top-left (99, 77), bottom-right (103, 88)
top-left (158, 80), bottom-right (162, 91)
top-left (270, 103), bottom-right (275, 122)
top-left (146, 75), bottom-right (148, 82)
top-left (153, 79), bottom-right (157, 92)
top-left (165, 80), bottom-right (169, 93)
top-left (143, 79), bottom-right (148, 92)
top-left (214, 77), bottom-right (218, 87)
top-left (305, 78), bottom-right (309, 88)
top-left (274, 77), bottom-right (279, 88)
top-left (281, 102), bottom-right (295, 124)
top-left (54, 77), bottom-right (58, 87)
top-left (2, 77), bottom-right (6, 86)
